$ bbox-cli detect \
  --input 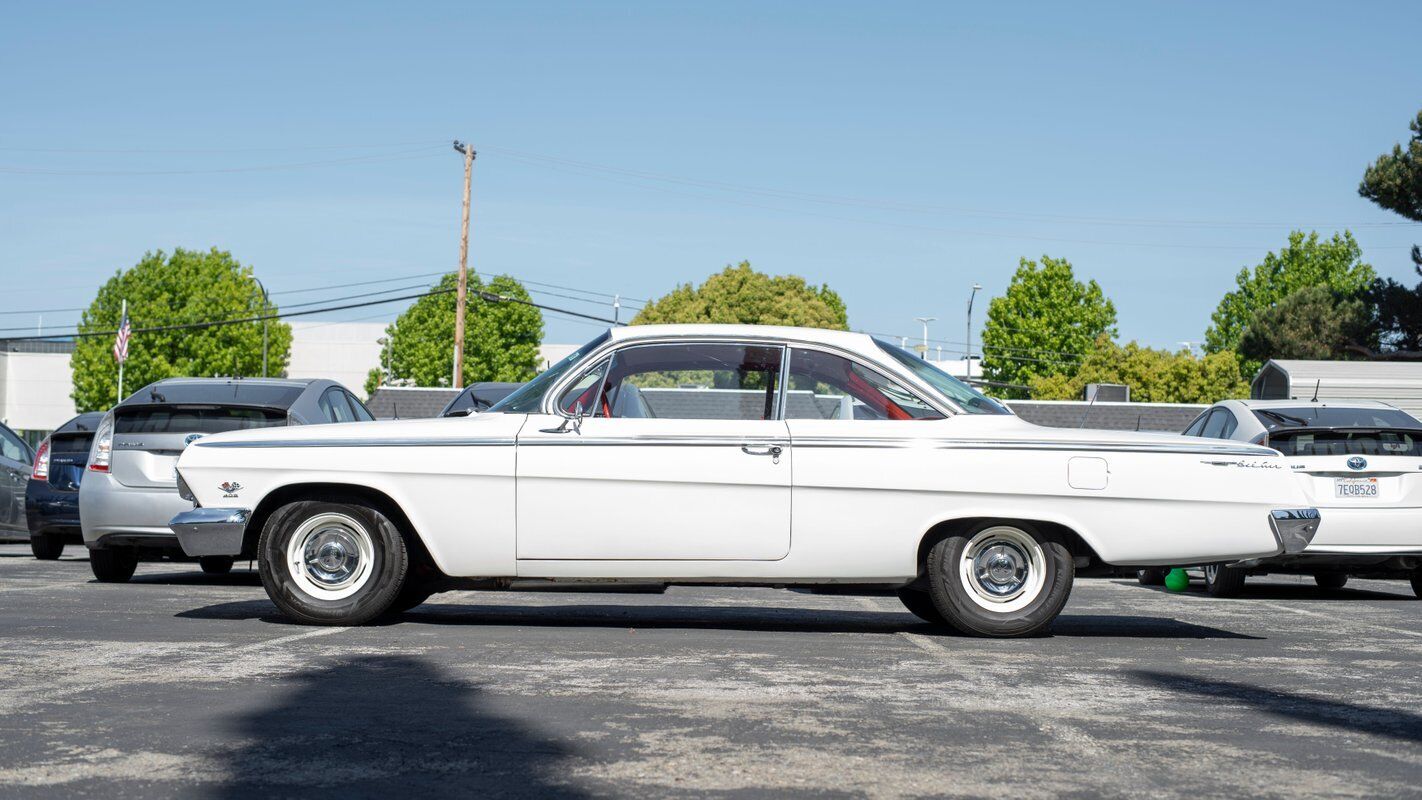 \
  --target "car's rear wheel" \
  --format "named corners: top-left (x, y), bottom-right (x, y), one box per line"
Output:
top-left (258, 499), bottom-right (408, 626)
top-left (925, 522), bottom-right (1074, 638)
top-left (30, 533), bottom-right (64, 560)
top-left (1203, 563), bottom-right (1246, 597)
top-left (896, 587), bottom-right (947, 625)
top-left (1137, 568), bottom-right (1167, 586)
top-left (386, 581), bottom-right (437, 615)
top-left (90, 548), bottom-right (137, 582)
top-left (200, 556), bottom-right (235, 575)
top-left (1314, 572), bottom-right (1348, 592)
